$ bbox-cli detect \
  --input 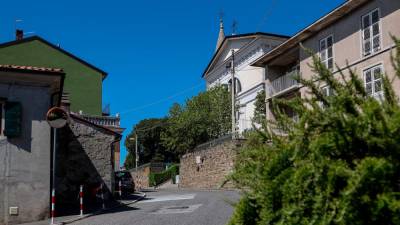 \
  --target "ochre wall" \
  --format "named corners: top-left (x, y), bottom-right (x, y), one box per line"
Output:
top-left (0, 39), bottom-right (103, 115)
